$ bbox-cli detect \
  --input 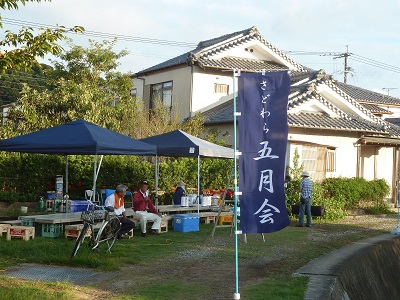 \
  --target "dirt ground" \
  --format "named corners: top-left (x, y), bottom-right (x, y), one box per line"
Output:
top-left (74, 214), bottom-right (398, 300)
